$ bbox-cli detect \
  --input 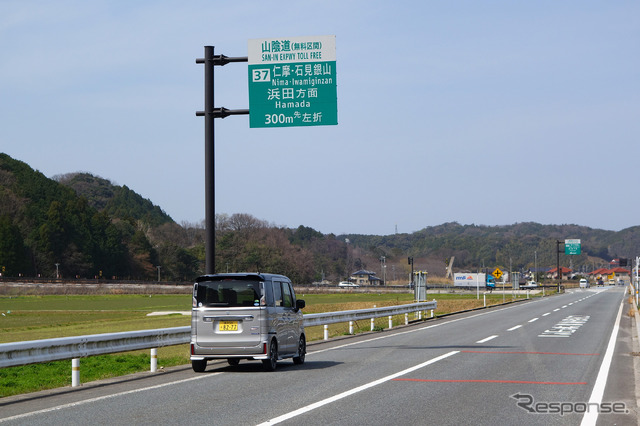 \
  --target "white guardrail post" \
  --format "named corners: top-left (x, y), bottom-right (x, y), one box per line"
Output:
top-left (0, 300), bottom-right (438, 384)
top-left (72, 358), bottom-right (80, 387)
top-left (151, 348), bottom-right (158, 372)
